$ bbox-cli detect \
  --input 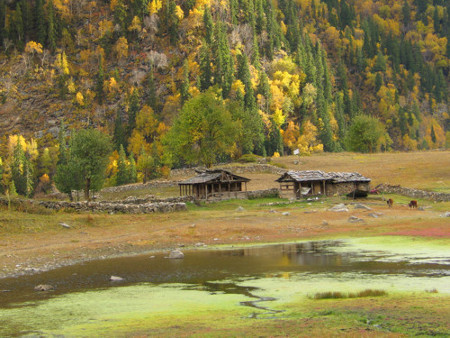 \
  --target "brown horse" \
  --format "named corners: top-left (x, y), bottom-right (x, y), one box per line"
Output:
top-left (409, 200), bottom-right (418, 209)
top-left (387, 198), bottom-right (394, 208)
